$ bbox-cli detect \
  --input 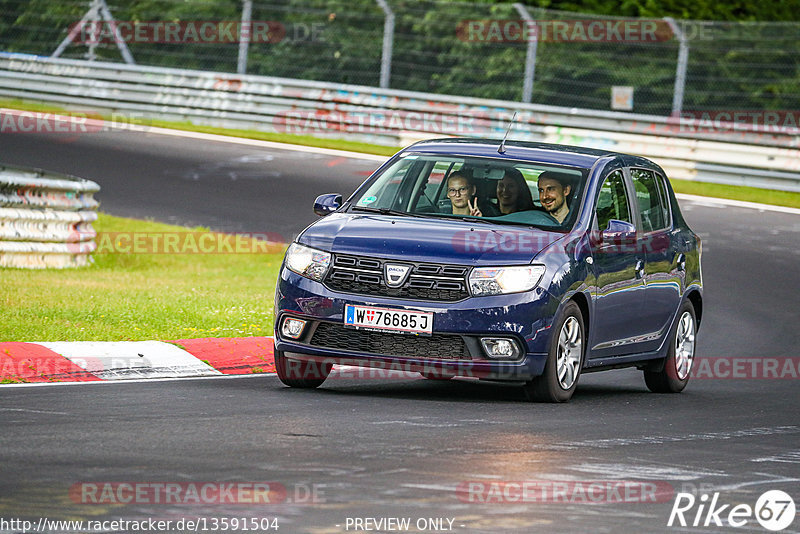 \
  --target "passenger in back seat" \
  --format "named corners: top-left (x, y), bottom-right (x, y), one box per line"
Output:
top-left (497, 168), bottom-right (536, 215)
